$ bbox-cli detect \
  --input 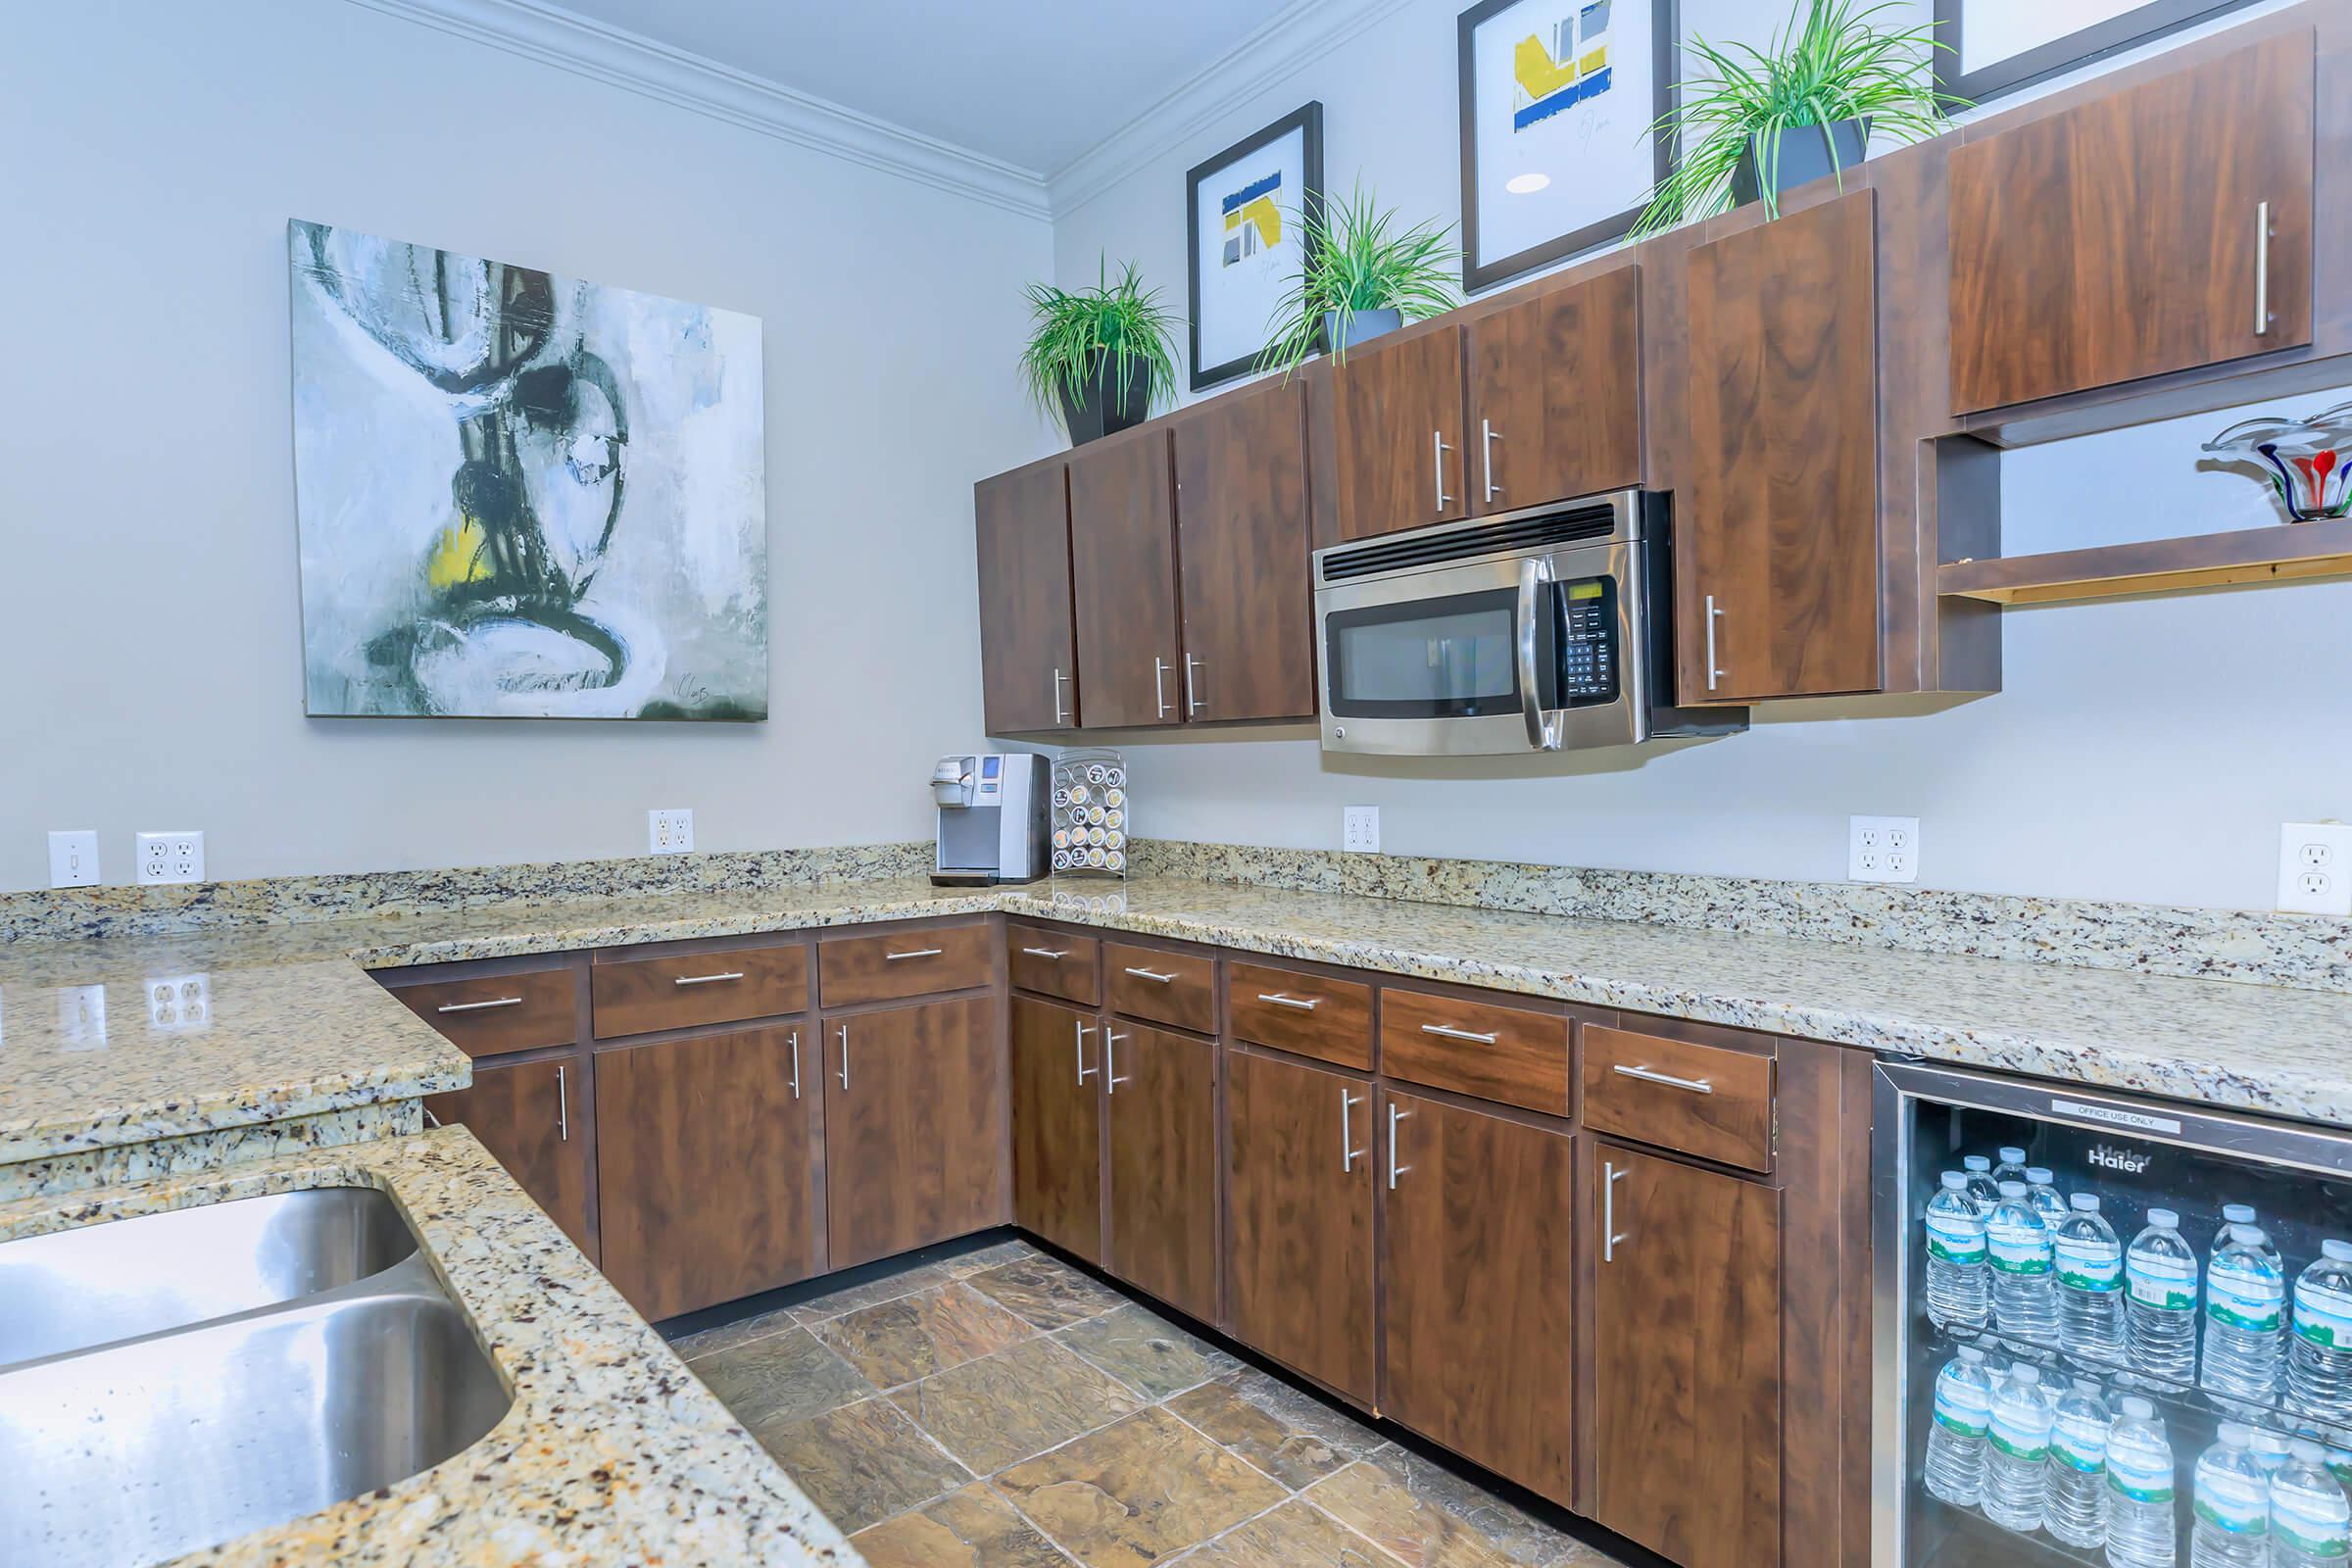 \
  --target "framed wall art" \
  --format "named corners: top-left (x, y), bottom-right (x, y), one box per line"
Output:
top-left (1186, 102), bottom-right (1323, 390)
top-left (1934, 0), bottom-right (2261, 103)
